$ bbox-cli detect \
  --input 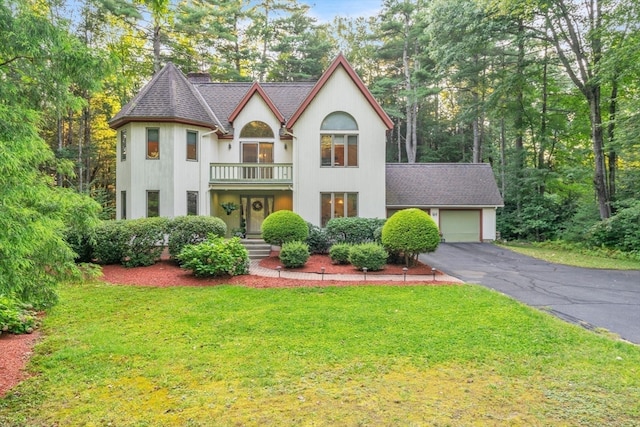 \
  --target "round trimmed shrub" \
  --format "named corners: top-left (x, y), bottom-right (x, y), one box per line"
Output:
top-left (261, 210), bottom-right (308, 246)
top-left (168, 216), bottom-right (227, 261)
top-left (348, 243), bottom-right (388, 271)
top-left (381, 208), bottom-right (440, 266)
top-left (329, 242), bottom-right (352, 264)
top-left (279, 241), bottom-right (310, 268)
top-left (178, 236), bottom-right (249, 277)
